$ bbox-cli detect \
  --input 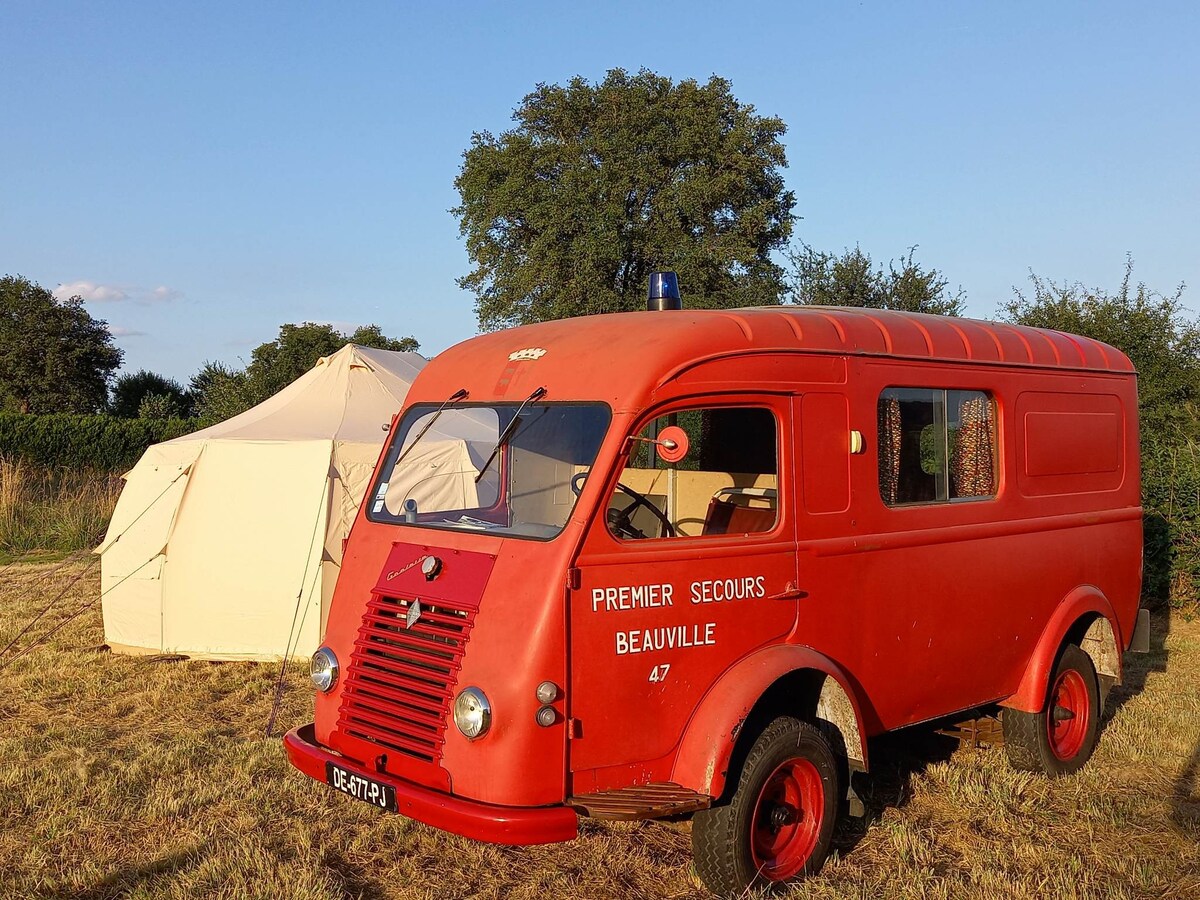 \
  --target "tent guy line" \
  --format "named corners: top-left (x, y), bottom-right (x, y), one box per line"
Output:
top-left (0, 553), bottom-right (157, 671)
top-left (266, 477), bottom-right (332, 738)
top-left (0, 555), bottom-right (99, 661)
